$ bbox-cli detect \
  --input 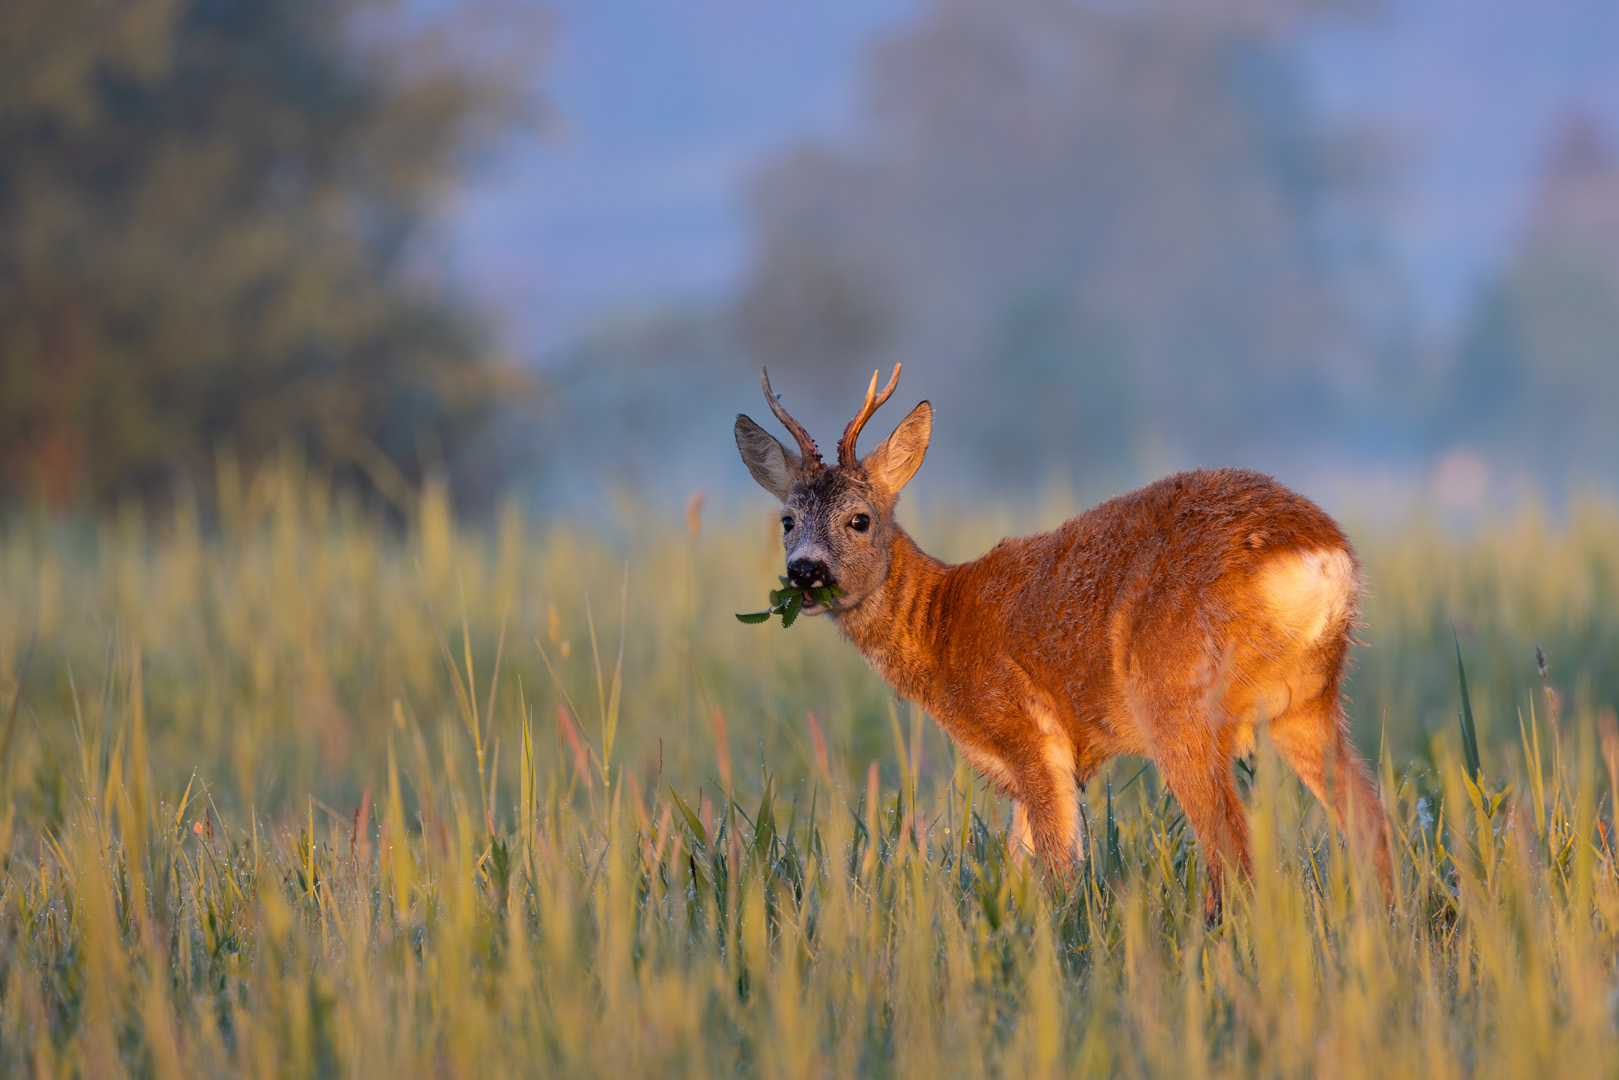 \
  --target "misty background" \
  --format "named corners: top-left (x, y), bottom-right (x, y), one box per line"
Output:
top-left (5, 0), bottom-right (1618, 518)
